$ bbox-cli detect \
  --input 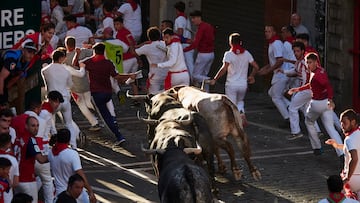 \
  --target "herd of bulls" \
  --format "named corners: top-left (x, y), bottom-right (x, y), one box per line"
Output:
top-left (128, 86), bottom-right (262, 203)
